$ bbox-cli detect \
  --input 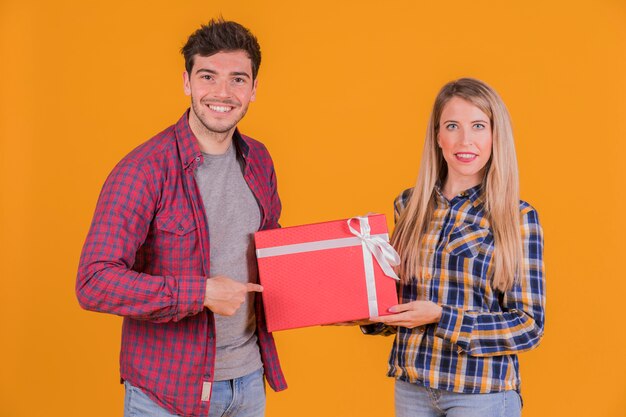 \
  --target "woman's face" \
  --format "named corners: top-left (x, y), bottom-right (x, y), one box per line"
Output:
top-left (437, 97), bottom-right (493, 187)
